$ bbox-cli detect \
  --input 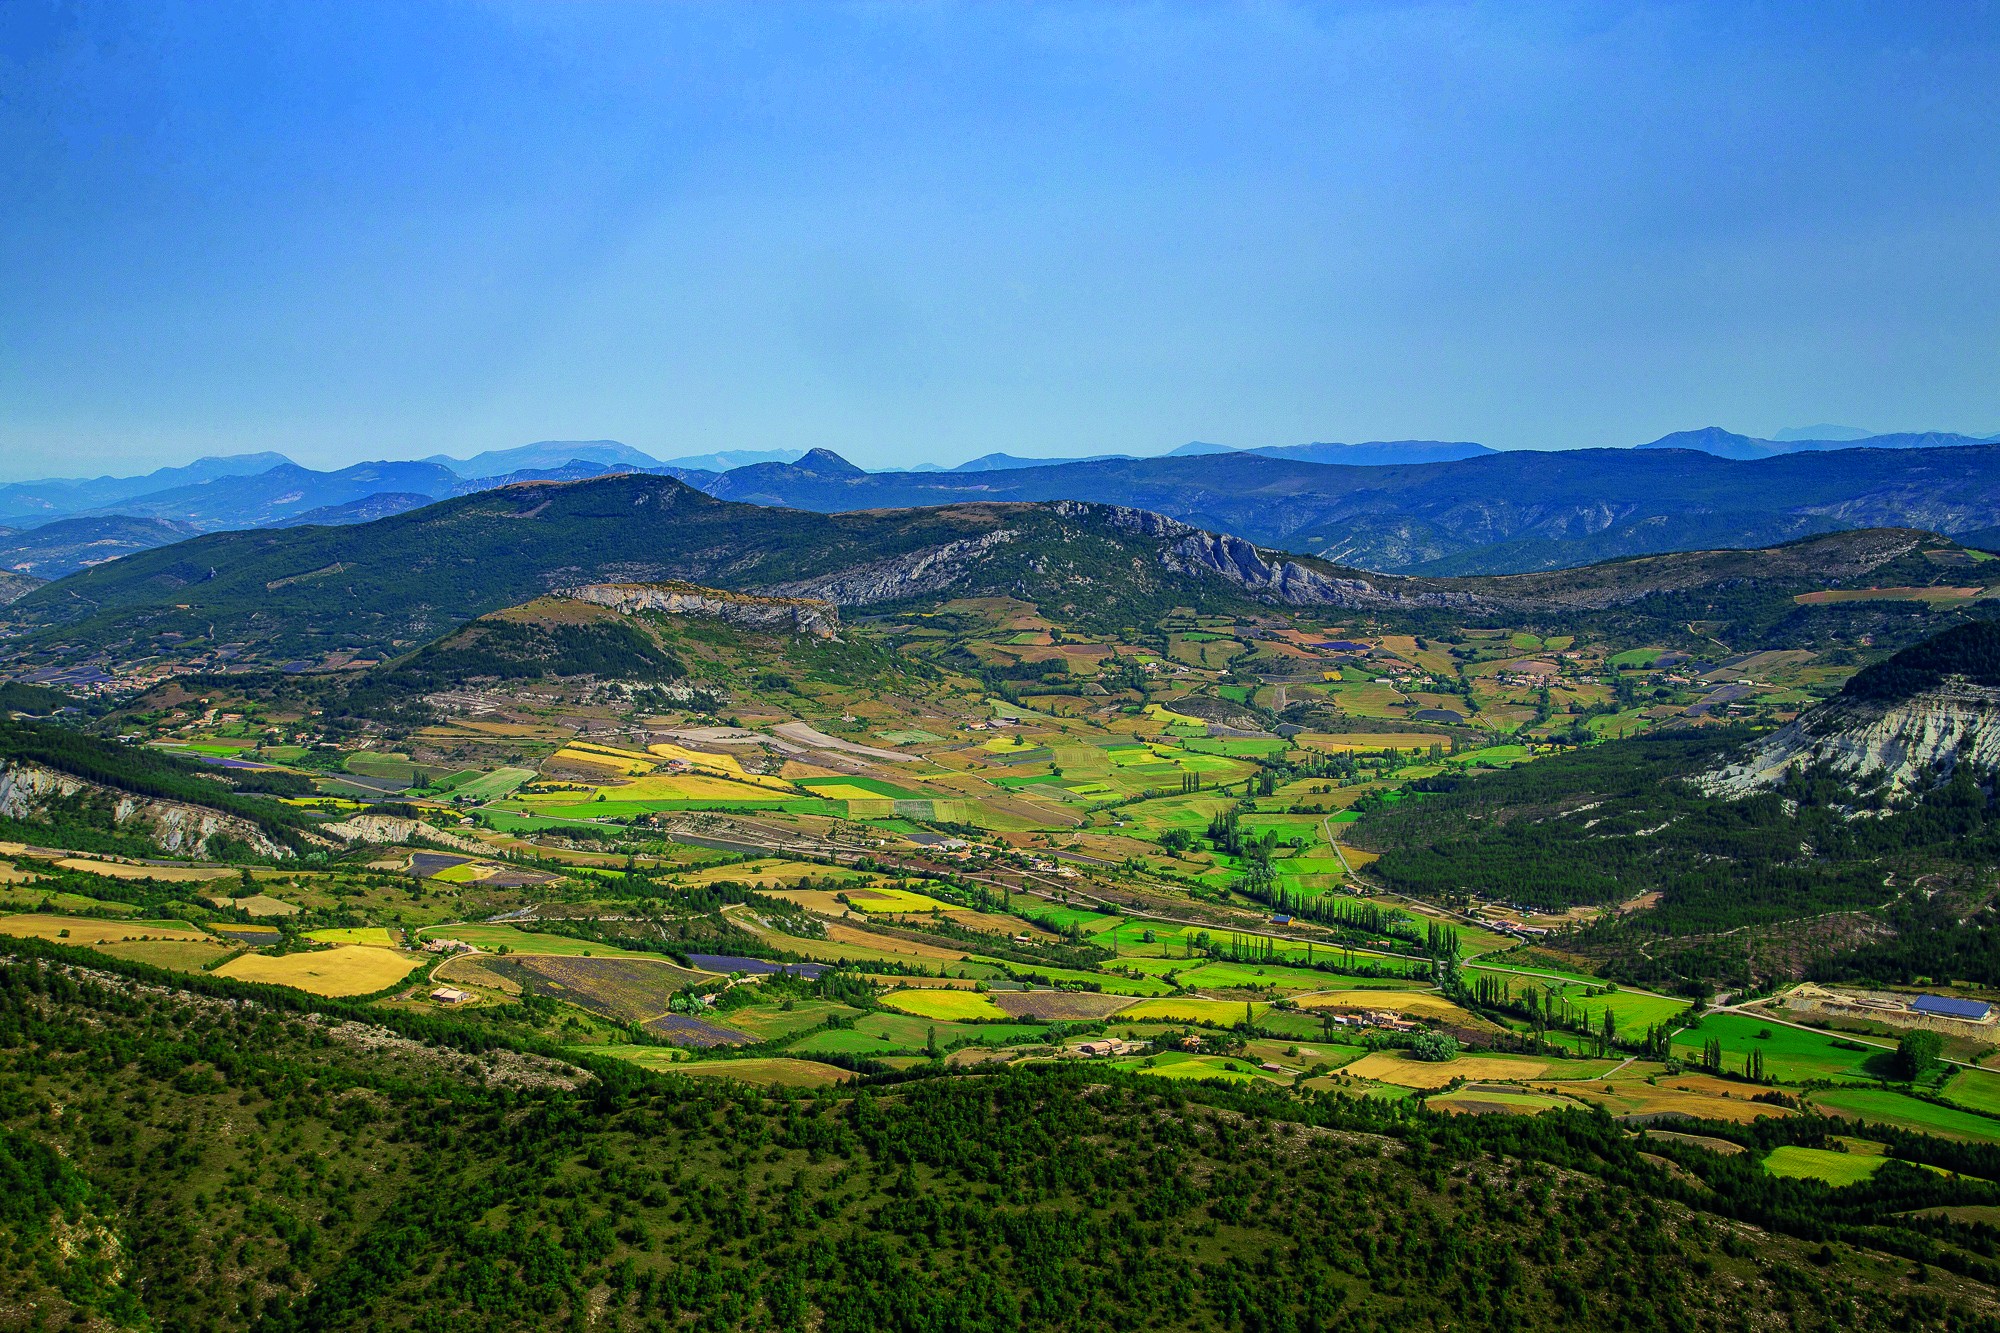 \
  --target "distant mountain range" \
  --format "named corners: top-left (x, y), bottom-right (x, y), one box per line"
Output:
top-left (1636, 426), bottom-right (1998, 461)
top-left (653, 442), bottom-right (2000, 574)
top-left (6, 468), bottom-right (1971, 668)
top-left (6, 426), bottom-right (2000, 579)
